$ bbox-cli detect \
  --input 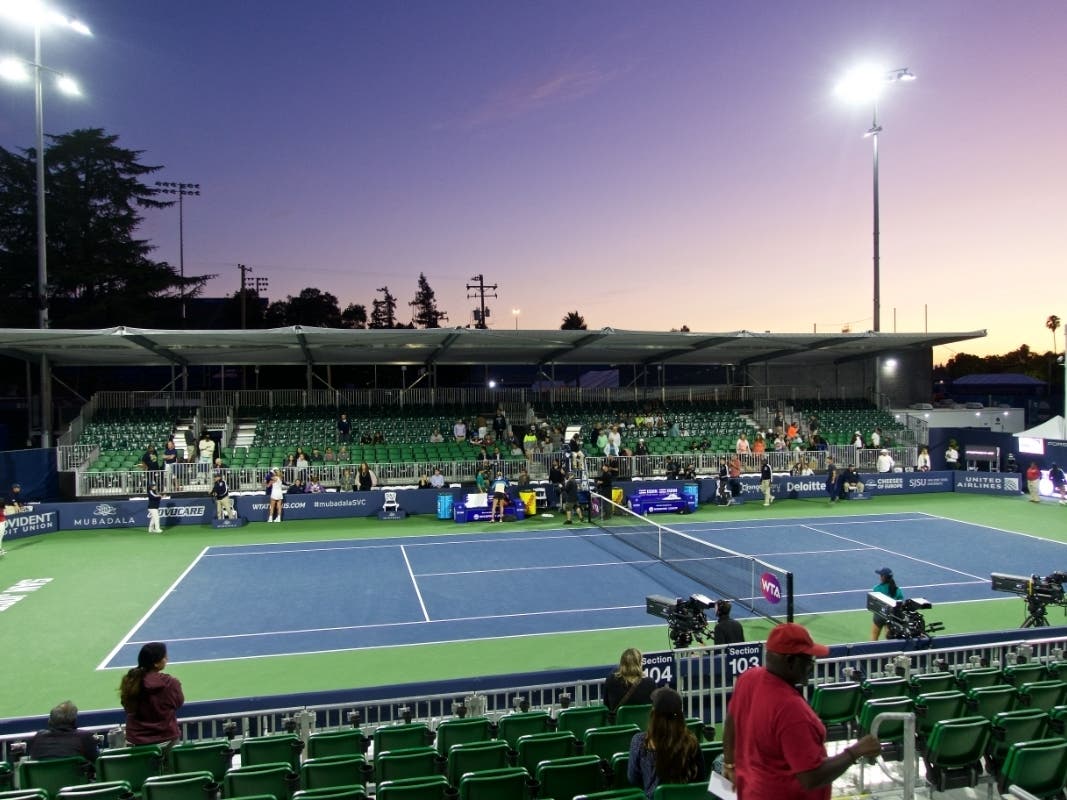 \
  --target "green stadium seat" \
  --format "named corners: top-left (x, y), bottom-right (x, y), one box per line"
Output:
top-left (373, 775), bottom-right (450, 800)
top-left (908, 672), bottom-right (957, 696)
top-left (556, 705), bottom-right (610, 739)
top-left (168, 741), bottom-right (234, 782)
top-left (141, 773), bottom-right (214, 800)
top-left (582, 725), bottom-right (640, 762)
top-left (298, 756), bottom-right (368, 791)
top-left (456, 767), bottom-right (529, 800)
top-left (956, 667), bottom-right (1002, 692)
top-left (612, 705), bottom-right (652, 730)
top-left (810, 682), bottom-right (862, 740)
top-left (55, 783), bottom-right (134, 800)
top-left (223, 763), bottom-right (298, 800)
top-left (17, 758), bottom-right (94, 799)
top-left (0, 790), bottom-right (49, 800)
top-left (857, 697), bottom-right (914, 761)
top-left (1003, 662), bottom-right (1047, 687)
top-left (1019, 680), bottom-right (1067, 712)
top-left (535, 755), bottom-right (604, 799)
top-left (433, 717), bottom-right (491, 756)
top-left (495, 712), bottom-right (552, 751)
top-left (240, 735), bottom-right (304, 772)
top-left (514, 731), bottom-right (577, 775)
top-left (372, 725), bottom-right (432, 755)
top-left (575, 788), bottom-right (646, 800)
top-left (306, 731), bottom-right (368, 760)
top-left (997, 737), bottom-right (1067, 798)
top-left (291, 788), bottom-right (365, 800)
top-left (965, 685), bottom-right (1018, 721)
top-left (443, 740), bottom-right (509, 787)
top-left (988, 708), bottom-right (1049, 774)
top-left (373, 747), bottom-right (439, 784)
top-left (913, 691), bottom-right (967, 745)
top-left (921, 716), bottom-right (991, 793)
top-left (651, 783), bottom-right (708, 799)
top-left (861, 676), bottom-right (908, 701)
